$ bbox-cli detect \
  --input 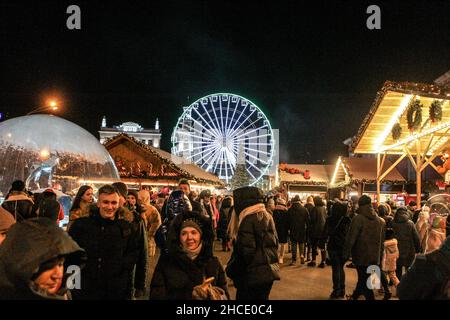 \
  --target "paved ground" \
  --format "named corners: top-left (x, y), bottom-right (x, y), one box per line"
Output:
top-left (143, 241), bottom-right (397, 300)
